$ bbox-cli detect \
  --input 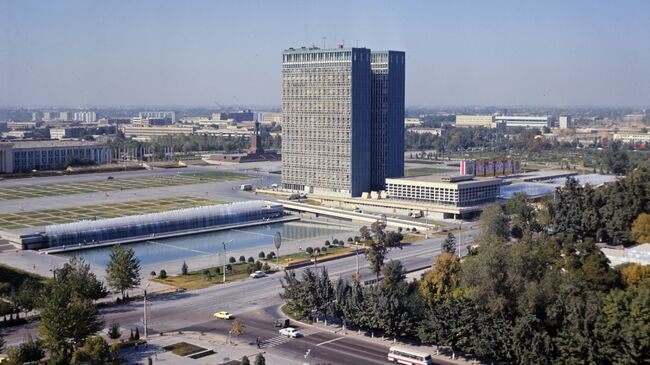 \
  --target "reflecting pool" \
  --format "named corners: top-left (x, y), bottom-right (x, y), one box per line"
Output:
top-left (57, 220), bottom-right (343, 267)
